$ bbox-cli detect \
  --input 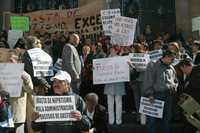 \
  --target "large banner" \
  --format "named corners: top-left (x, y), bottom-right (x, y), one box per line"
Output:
top-left (24, 0), bottom-right (106, 36)
top-left (0, 63), bottom-right (24, 97)
top-left (111, 16), bottom-right (137, 46)
top-left (101, 9), bottom-right (121, 36)
top-left (93, 56), bottom-right (130, 84)
top-left (27, 48), bottom-right (53, 77)
top-left (34, 96), bottom-right (76, 122)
